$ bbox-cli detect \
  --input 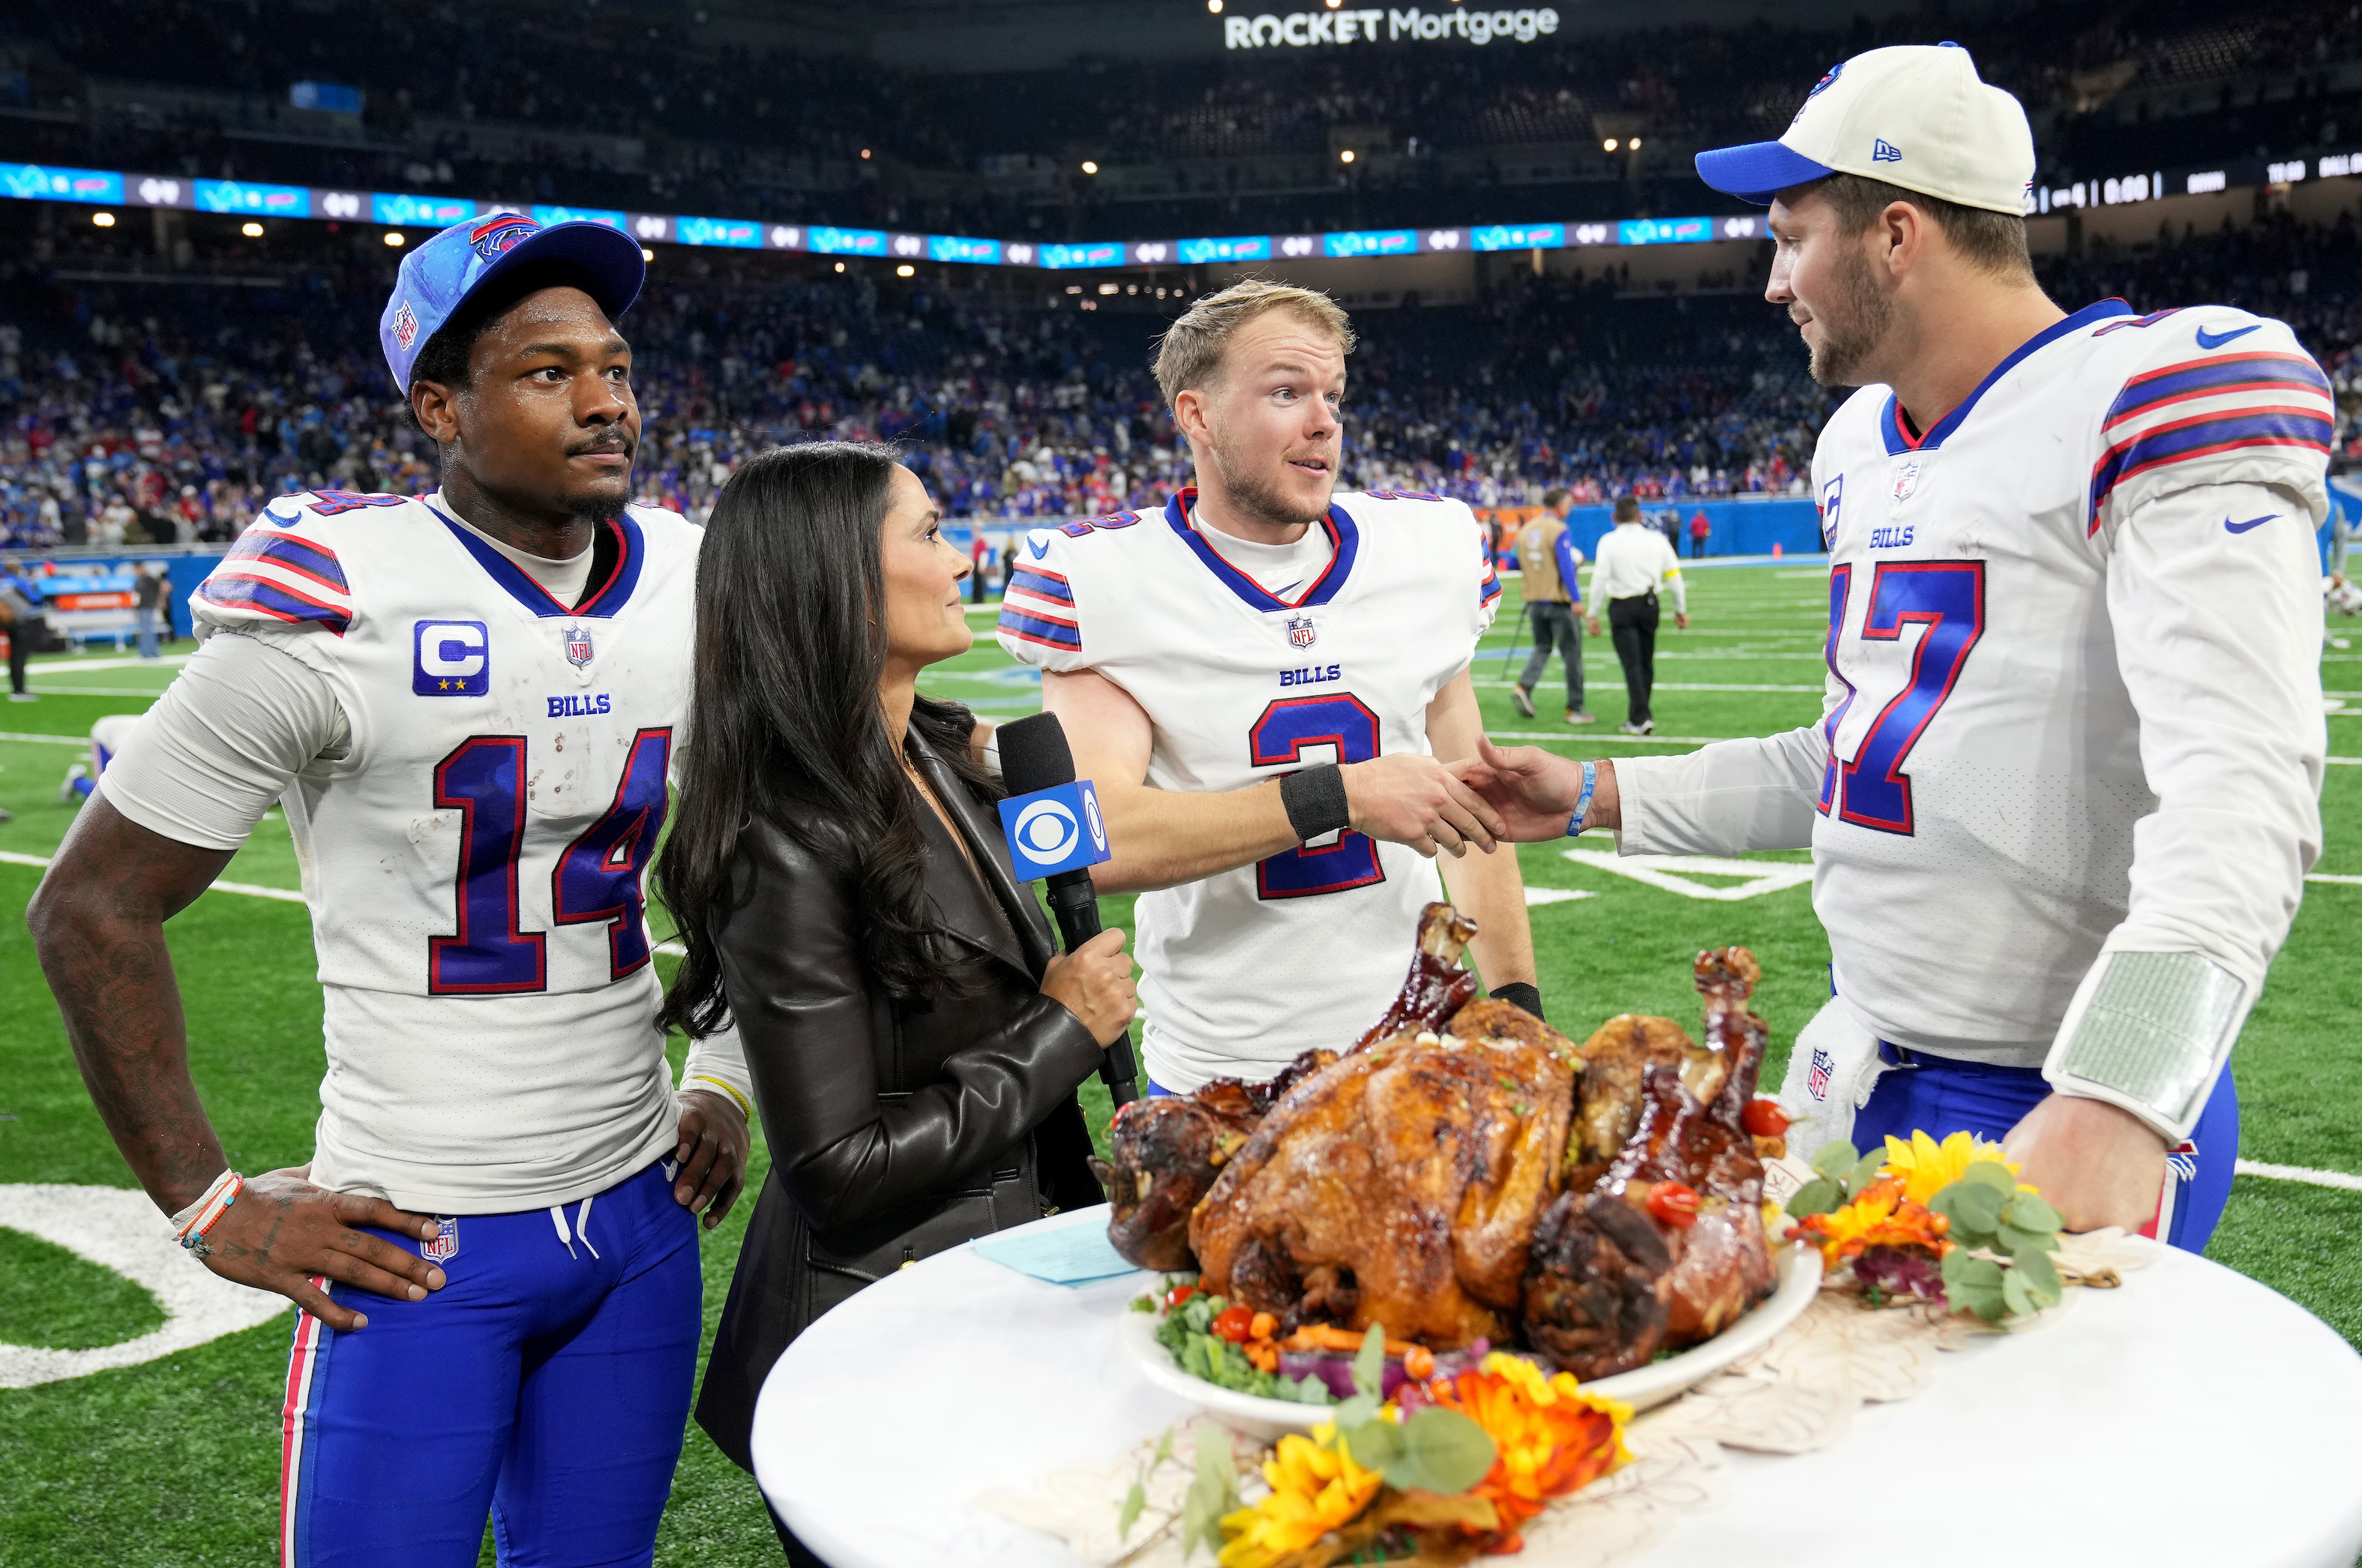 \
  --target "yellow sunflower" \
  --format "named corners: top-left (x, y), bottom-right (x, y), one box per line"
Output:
top-left (1881, 1129), bottom-right (2018, 1206)
top-left (1218, 1423), bottom-right (1383, 1568)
